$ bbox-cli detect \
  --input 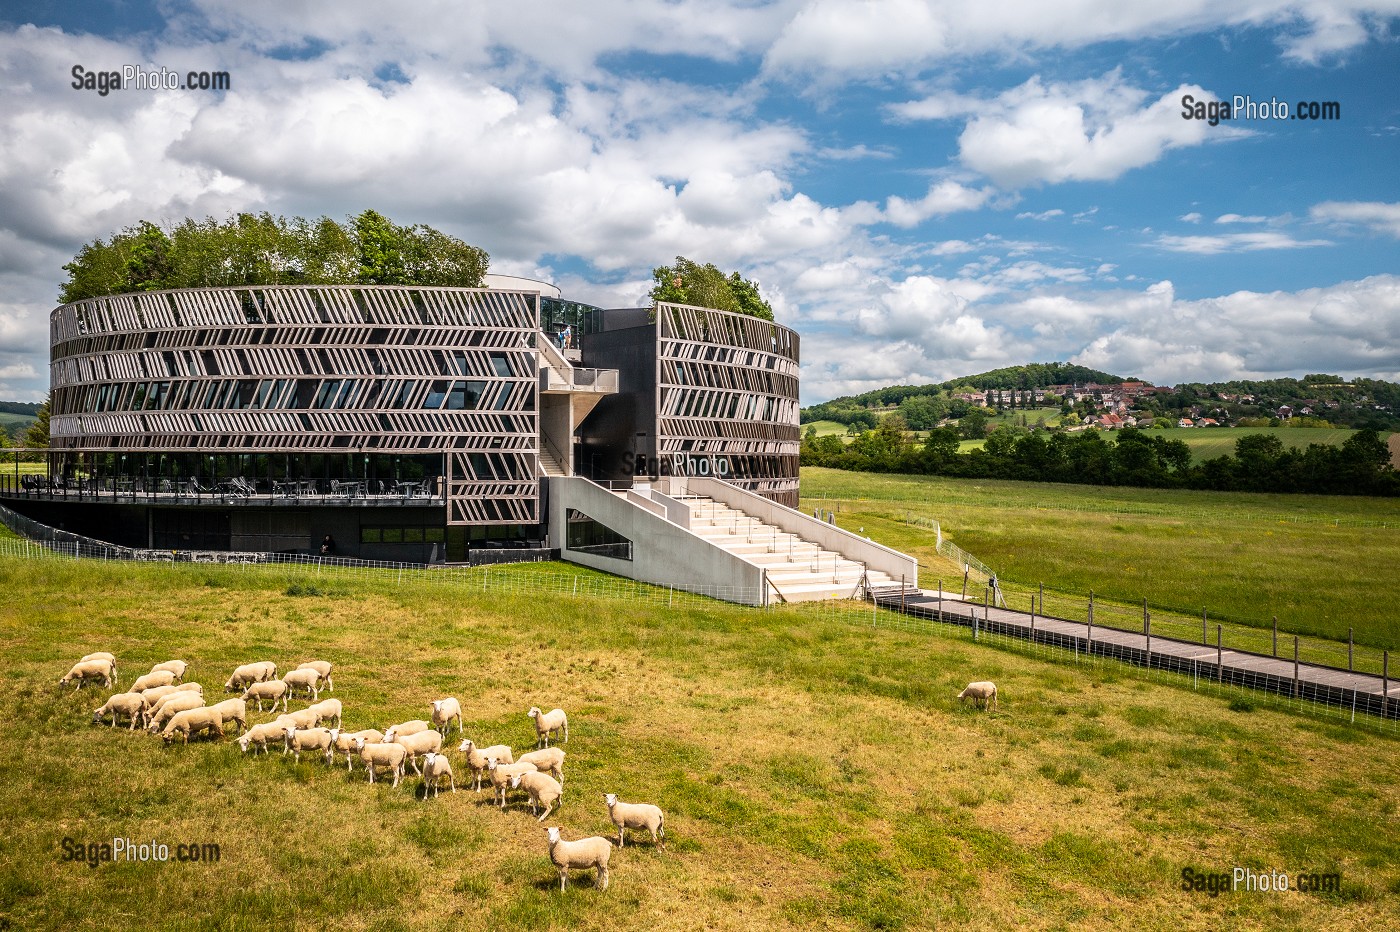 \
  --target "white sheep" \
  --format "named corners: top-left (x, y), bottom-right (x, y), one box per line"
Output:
top-left (545, 827), bottom-right (611, 891)
top-left (131, 669), bottom-right (177, 692)
top-left (486, 758), bottom-right (538, 810)
top-left (146, 692), bottom-right (205, 732)
top-left (457, 739), bottom-right (514, 792)
top-left (206, 698), bottom-right (248, 734)
top-left (60, 659), bottom-right (114, 690)
top-left (277, 707), bottom-right (320, 735)
top-left (430, 698), bottom-right (462, 735)
top-left (224, 661), bottom-right (277, 692)
top-left (238, 720), bottom-right (288, 755)
top-left (295, 660), bottom-right (334, 691)
top-left (160, 707), bottom-right (223, 744)
top-left (383, 720), bottom-right (430, 742)
top-left (80, 652), bottom-right (118, 683)
top-left (957, 681), bottom-right (998, 711)
top-left (149, 660), bottom-right (188, 682)
top-left (604, 794), bottom-right (665, 848)
top-left (281, 668), bottom-right (322, 700)
top-left (241, 679), bottom-right (289, 713)
top-left (354, 735), bottom-right (407, 787)
top-left (420, 752), bottom-right (456, 800)
top-left (527, 706), bottom-right (568, 747)
top-left (512, 771), bottom-right (563, 822)
top-left (393, 729), bottom-right (443, 775)
top-left (306, 698), bottom-right (342, 729)
top-left (330, 729), bottom-right (384, 770)
top-left (92, 692), bottom-right (145, 729)
top-left (517, 747), bottom-right (566, 787)
top-left (282, 725), bottom-right (334, 763)
top-left (139, 682), bottom-right (201, 711)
